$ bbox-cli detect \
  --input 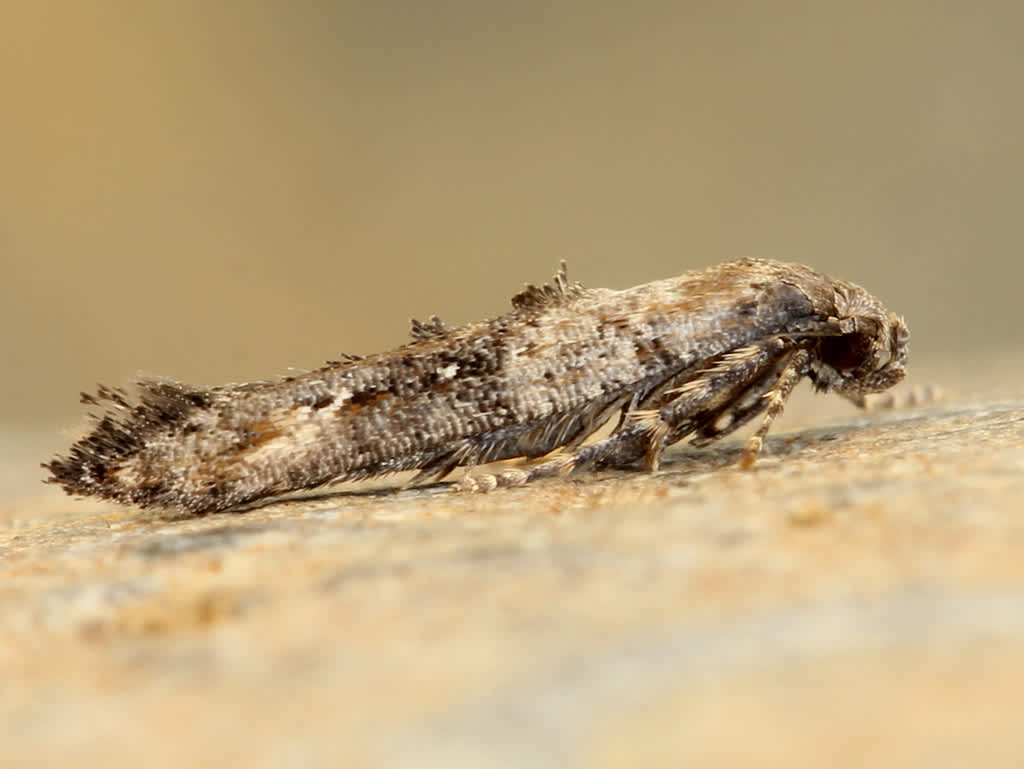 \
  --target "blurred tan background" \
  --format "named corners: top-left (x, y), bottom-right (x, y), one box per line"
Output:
top-left (5, 7), bottom-right (1024, 767)
top-left (3, 1), bottom-right (1023, 432)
